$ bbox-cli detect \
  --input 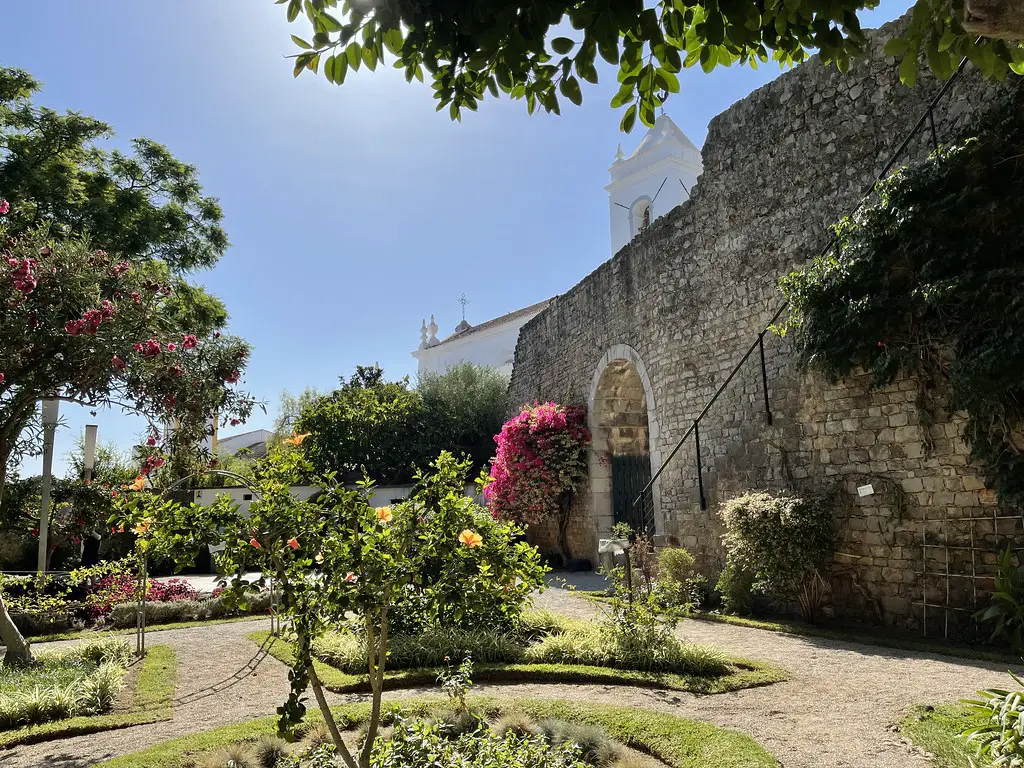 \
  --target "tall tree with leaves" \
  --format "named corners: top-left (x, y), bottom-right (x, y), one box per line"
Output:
top-left (297, 365), bottom-right (427, 485)
top-left (280, 0), bottom-right (1024, 132)
top-left (0, 68), bottom-right (254, 665)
